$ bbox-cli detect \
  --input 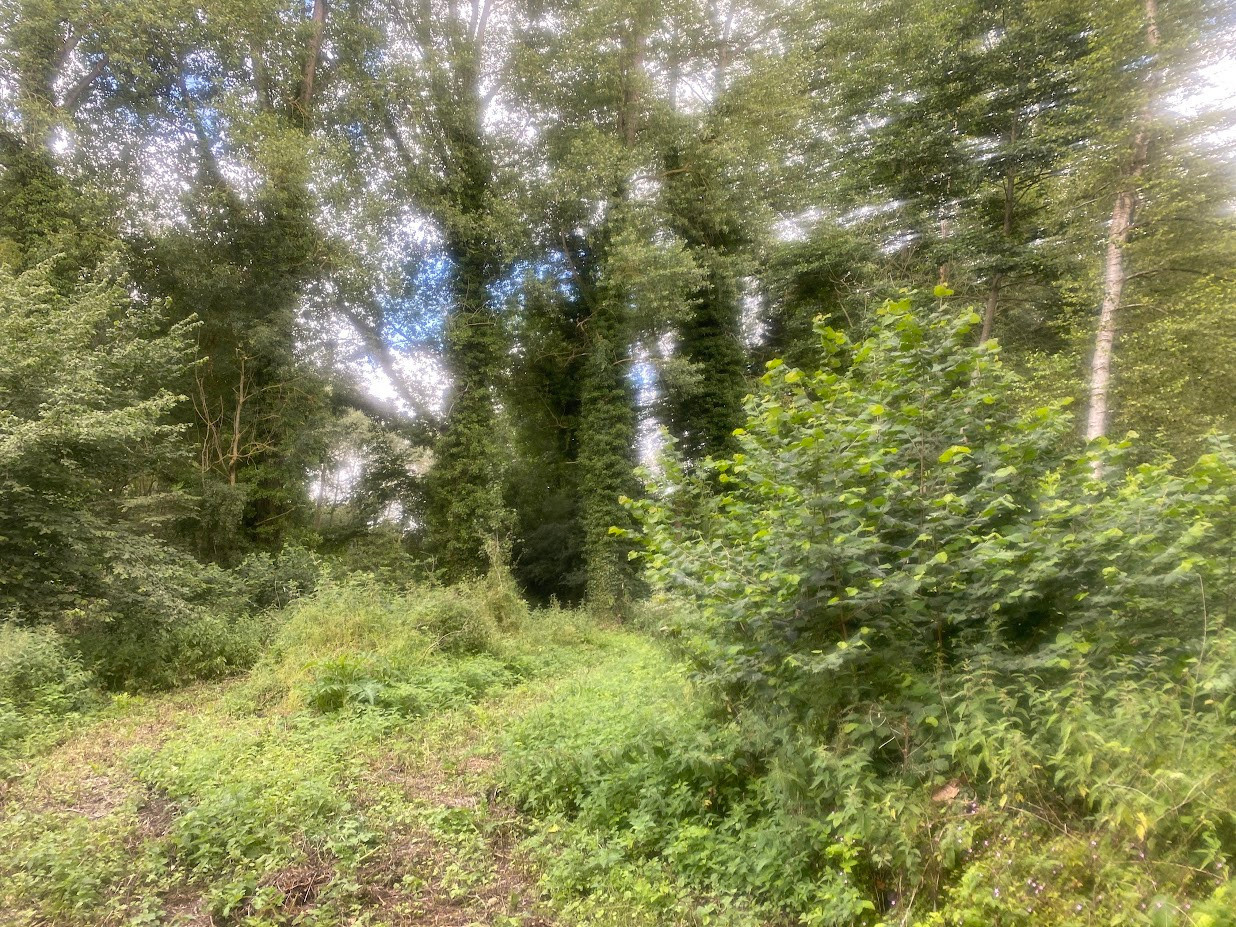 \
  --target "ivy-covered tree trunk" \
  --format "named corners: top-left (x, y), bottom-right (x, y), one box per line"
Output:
top-left (427, 247), bottom-right (508, 577)
top-left (424, 34), bottom-right (510, 578)
top-left (577, 282), bottom-right (640, 612)
top-left (575, 15), bottom-right (647, 613)
top-left (663, 186), bottom-right (747, 461)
